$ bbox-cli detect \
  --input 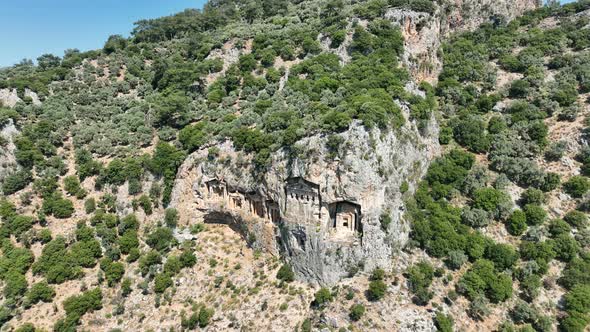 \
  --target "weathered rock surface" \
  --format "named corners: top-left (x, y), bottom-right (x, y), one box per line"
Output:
top-left (0, 88), bottom-right (41, 107)
top-left (388, 0), bottom-right (541, 81)
top-left (0, 119), bottom-right (19, 184)
top-left (171, 104), bottom-right (439, 285)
